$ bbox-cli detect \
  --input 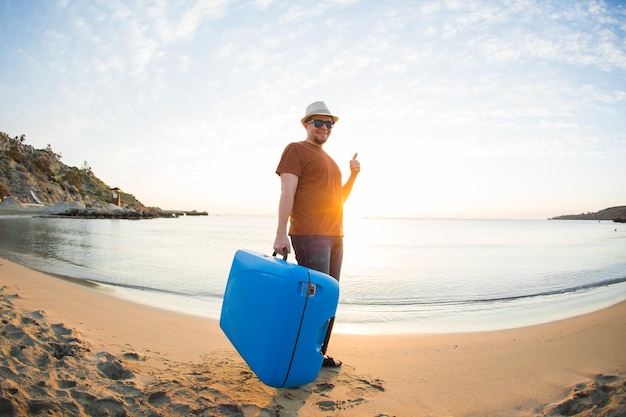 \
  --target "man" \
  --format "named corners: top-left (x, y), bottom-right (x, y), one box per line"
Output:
top-left (273, 101), bottom-right (360, 368)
